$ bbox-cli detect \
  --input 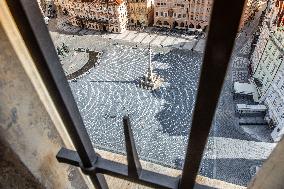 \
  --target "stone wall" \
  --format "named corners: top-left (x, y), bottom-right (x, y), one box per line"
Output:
top-left (0, 23), bottom-right (88, 189)
top-left (0, 137), bottom-right (44, 189)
